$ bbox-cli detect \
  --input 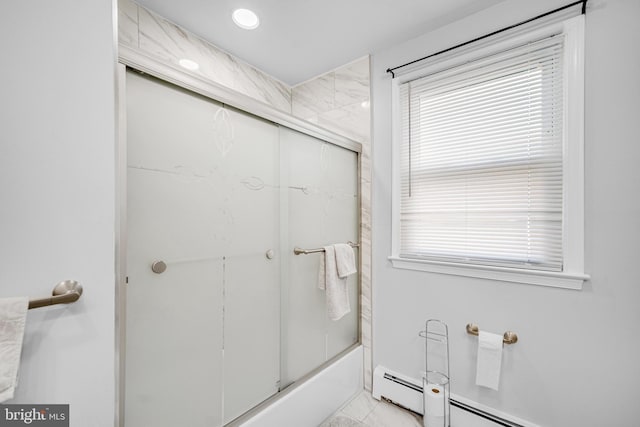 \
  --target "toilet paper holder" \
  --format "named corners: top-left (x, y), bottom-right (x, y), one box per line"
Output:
top-left (466, 323), bottom-right (518, 345)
